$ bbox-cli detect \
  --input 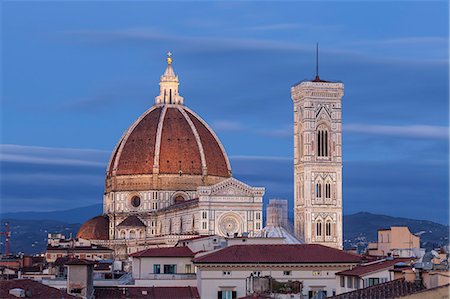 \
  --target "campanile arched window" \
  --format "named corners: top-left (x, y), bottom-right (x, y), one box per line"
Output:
top-left (325, 182), bottom-right (331, 199)
top-left (326, 221), bottom-right (332, 236)
top-left (316, 182), bottom-right (322, 198)
top-left (316, 221), bottom-right (323, 237)
top-left (316, 126), bottom-right (330, 157)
